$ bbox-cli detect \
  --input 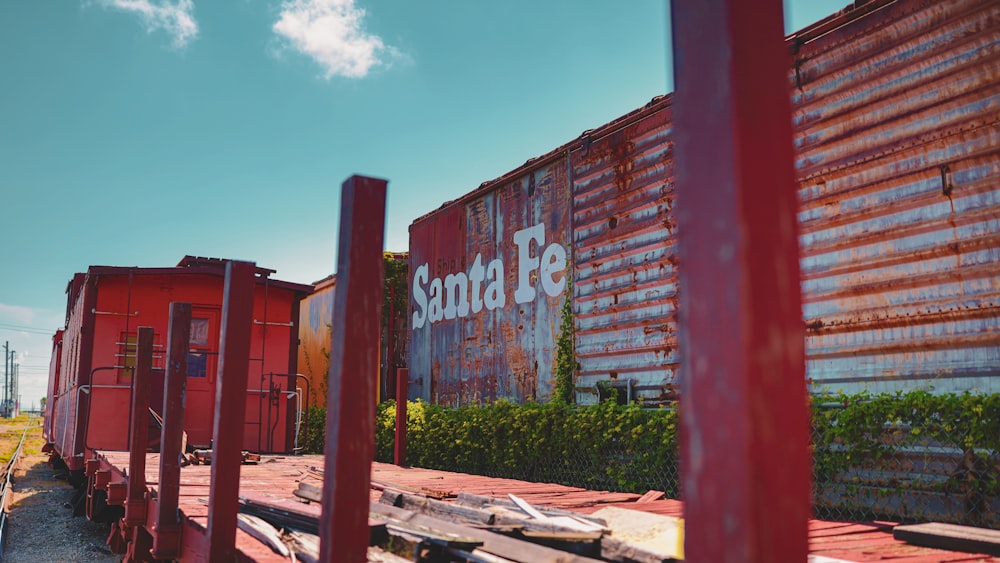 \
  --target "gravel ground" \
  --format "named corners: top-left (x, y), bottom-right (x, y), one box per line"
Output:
top-left (4, 453), bottom-right (120, 562)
